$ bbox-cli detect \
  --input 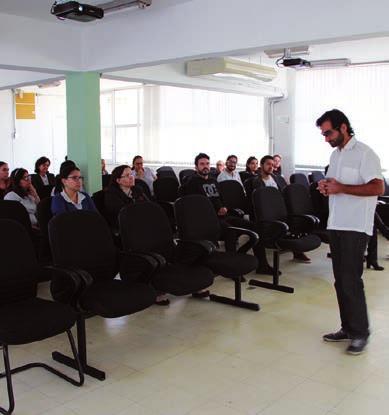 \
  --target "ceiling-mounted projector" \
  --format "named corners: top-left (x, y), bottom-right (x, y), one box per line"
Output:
top-left (275, 48), bottom-right (350, 69)
top-left (51, 1), bottom-right (104, 22)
